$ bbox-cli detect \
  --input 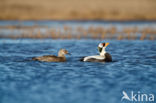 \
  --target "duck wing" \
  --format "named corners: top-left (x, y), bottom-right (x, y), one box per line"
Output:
top-left (42, 55), bottom-right (57, 58)
top-left (32, 55), bottom-right (57, 60)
